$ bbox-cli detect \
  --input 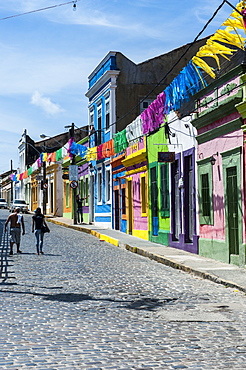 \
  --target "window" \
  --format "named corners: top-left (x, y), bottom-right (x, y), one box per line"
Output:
top-left (105, 168), bottom-right (111, 202)
top-left (98, 170), bottom-right (102, 203)
top-left (141, 175), bottom-right (147, 215)
top-left (140, 99), bottom-right (154, 113)
top-left (80, 179), bottom-right (84, 205)
top-left (90, 112), bottom-right (94, 126)
top-left (198, 162), bottom-right (213, 225)
top-left (122, 187), bottom-right (126, 215)
top-left (201, 174), bottom-right (210, 217)
top-left (89, 109), bottom-right (94, 133)
top-left (97, 108), bottom-right (102, 146)
top-left (105, 101), bottom-right (110, 130)
top-left (85, 177), bottom-right (89, 205)
top-left (160, 164), bottom-right (169, 217)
